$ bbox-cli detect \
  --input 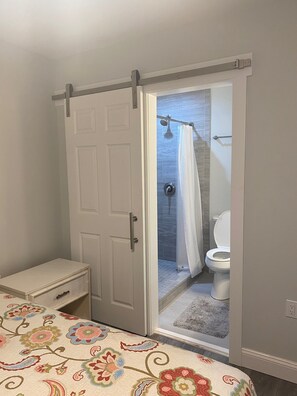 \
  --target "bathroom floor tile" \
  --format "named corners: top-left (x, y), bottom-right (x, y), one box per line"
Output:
top-left (158, 259), bottom-right (190, 300)
top-left (159, 271), bottom-right (229, 350)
